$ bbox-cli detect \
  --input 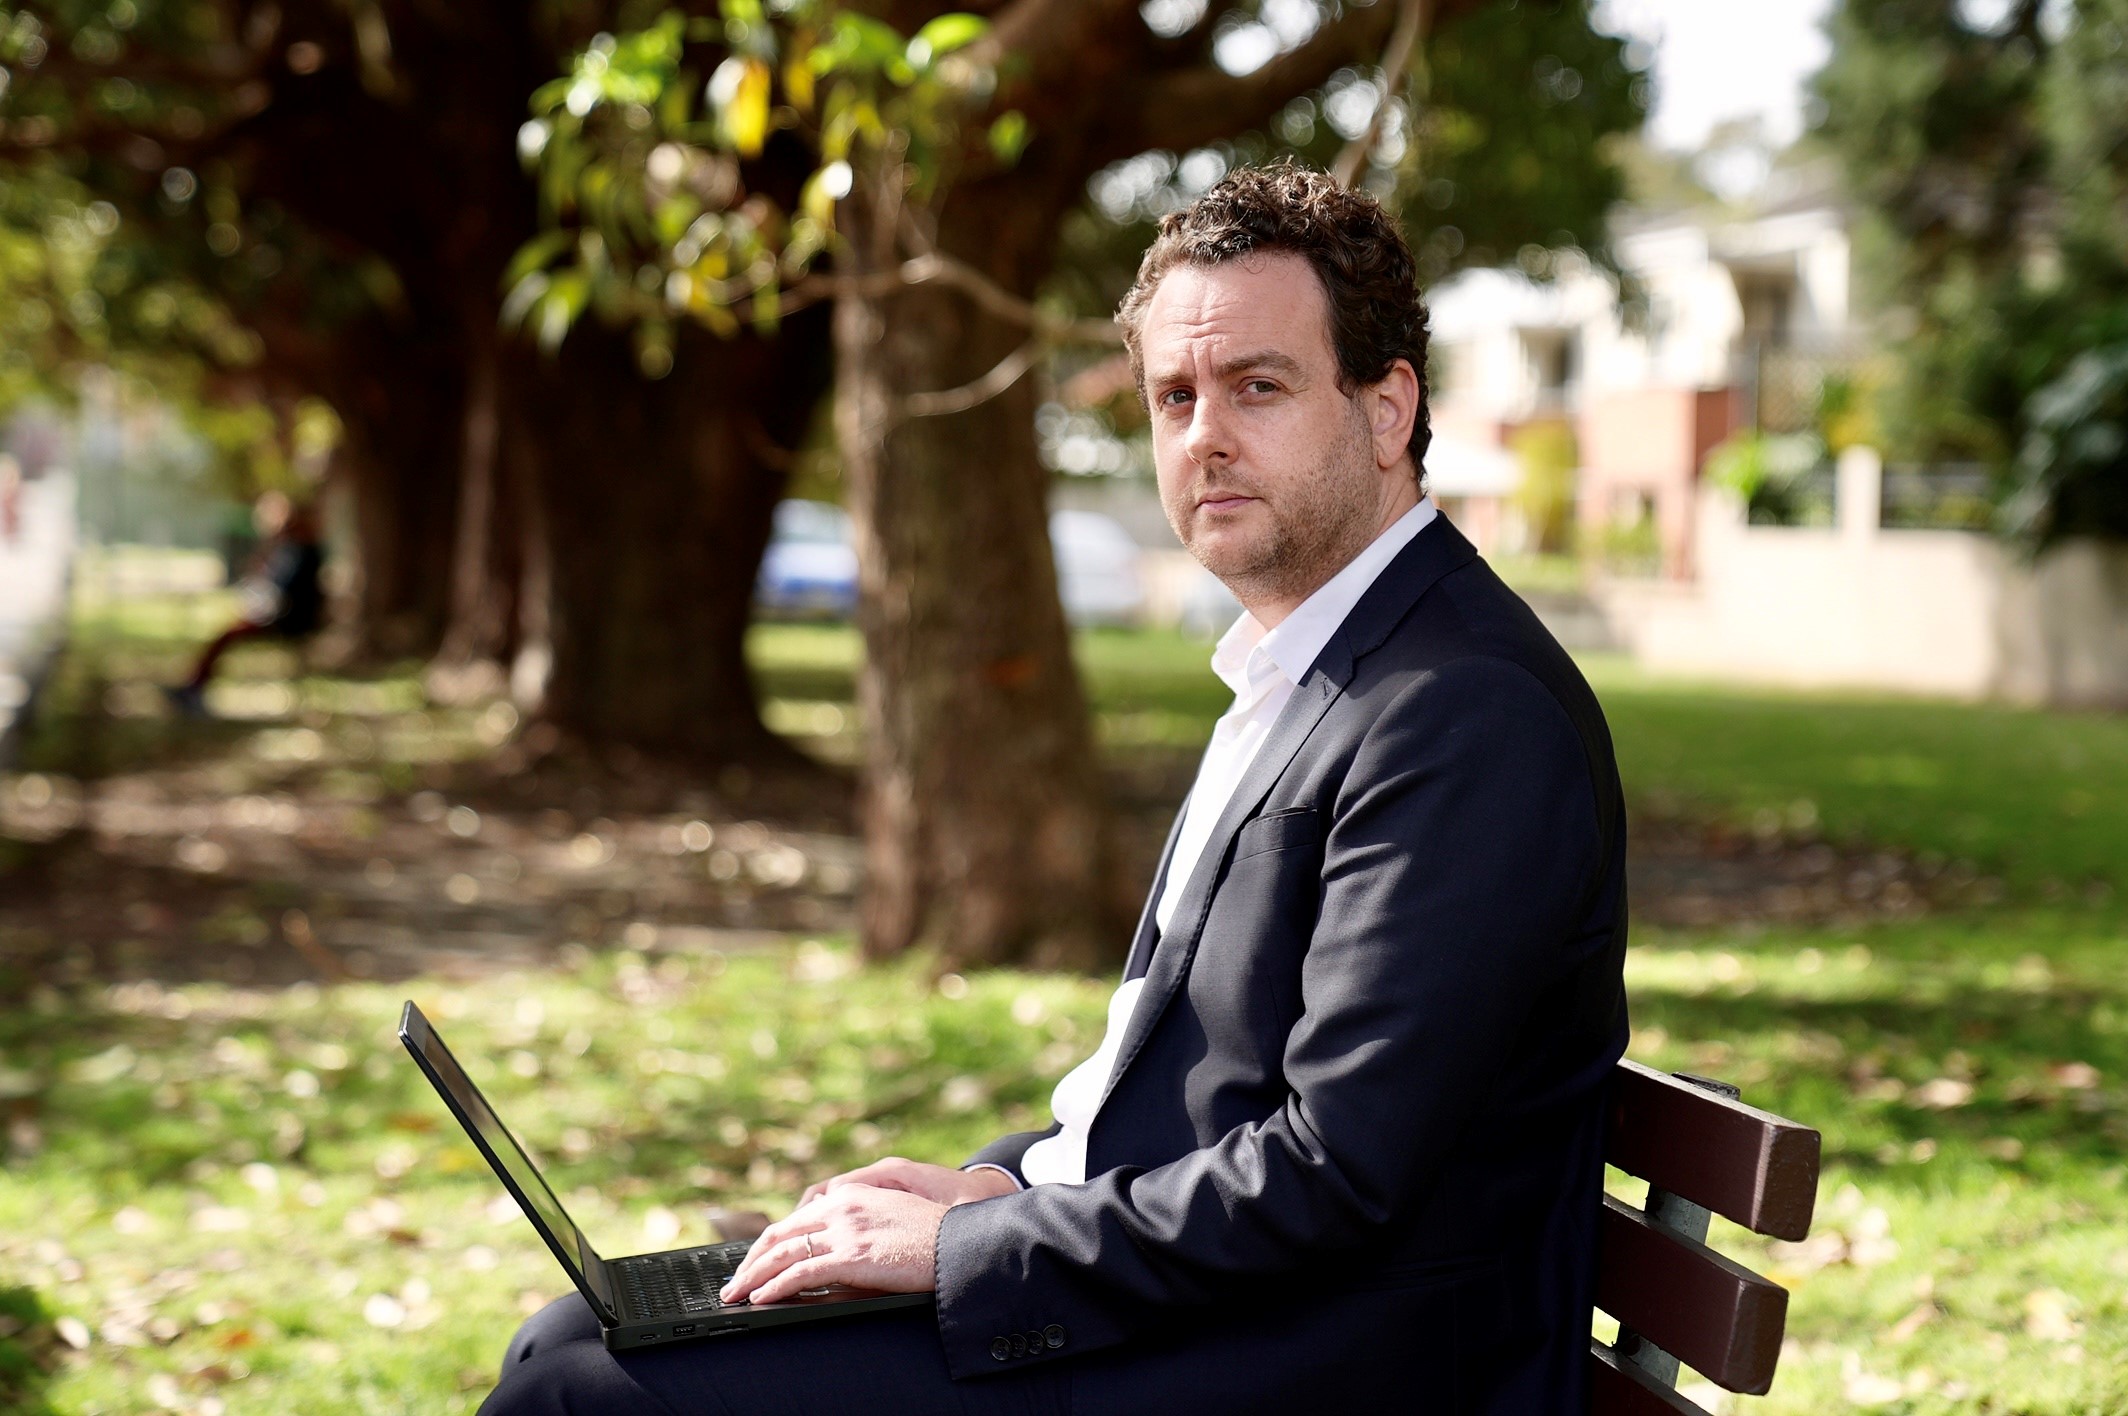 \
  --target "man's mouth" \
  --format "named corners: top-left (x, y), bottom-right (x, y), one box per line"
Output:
top-left (1195, 491), bottom-right (1257, 511)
